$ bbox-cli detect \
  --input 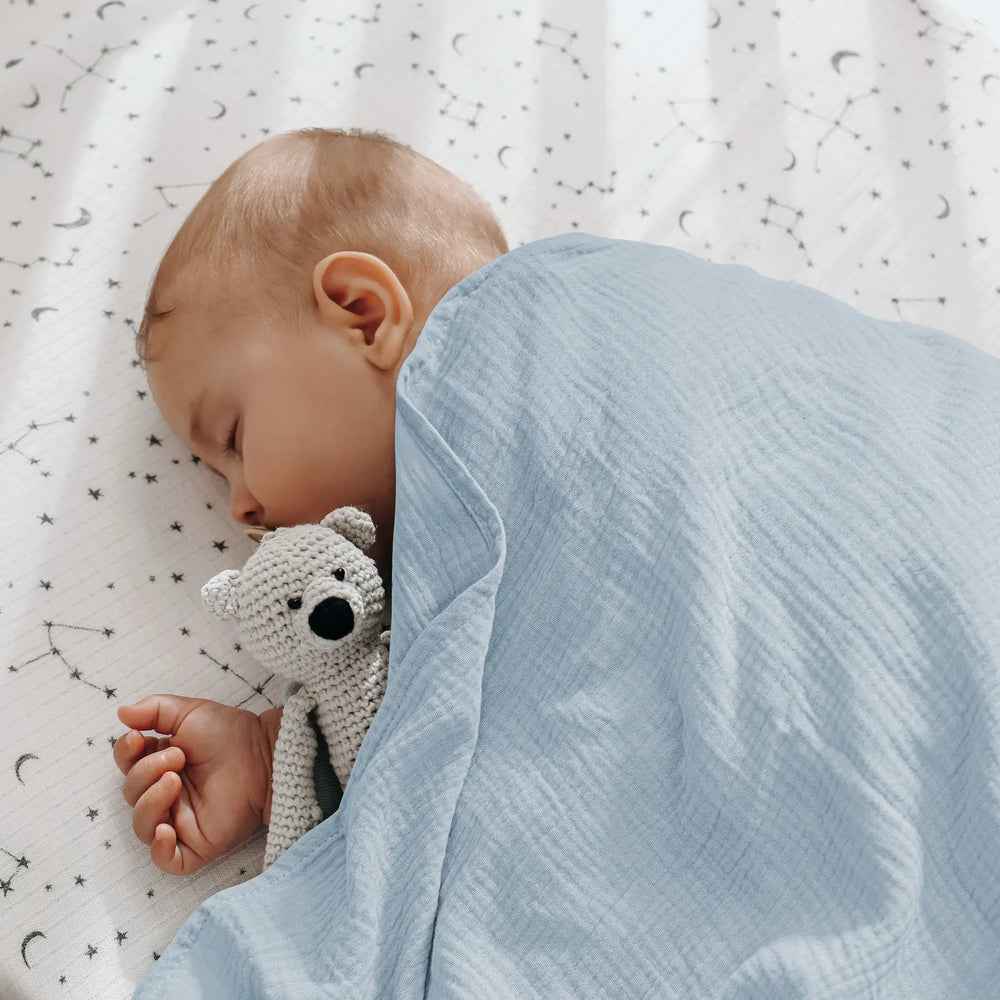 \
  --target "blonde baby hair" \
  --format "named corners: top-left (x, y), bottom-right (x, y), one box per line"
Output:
top-left (136, 126), bottom-right (509, 362)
